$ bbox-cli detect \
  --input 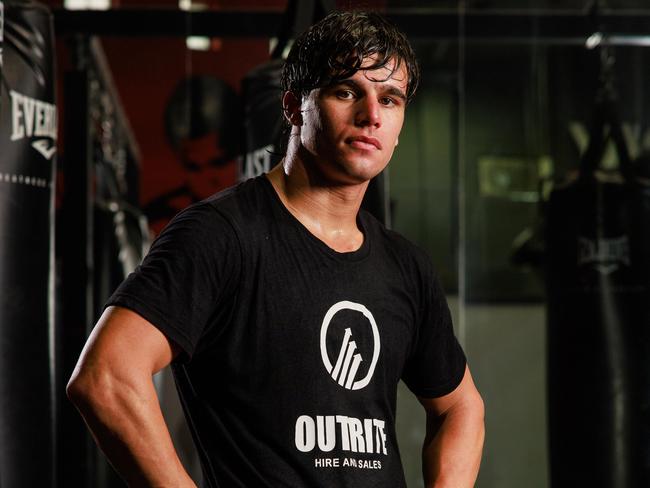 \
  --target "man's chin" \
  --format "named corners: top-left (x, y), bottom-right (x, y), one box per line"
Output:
top-left (341, 160), bottom-right (388, 184)
top-left (303, 153), bottom-right (388, 186)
